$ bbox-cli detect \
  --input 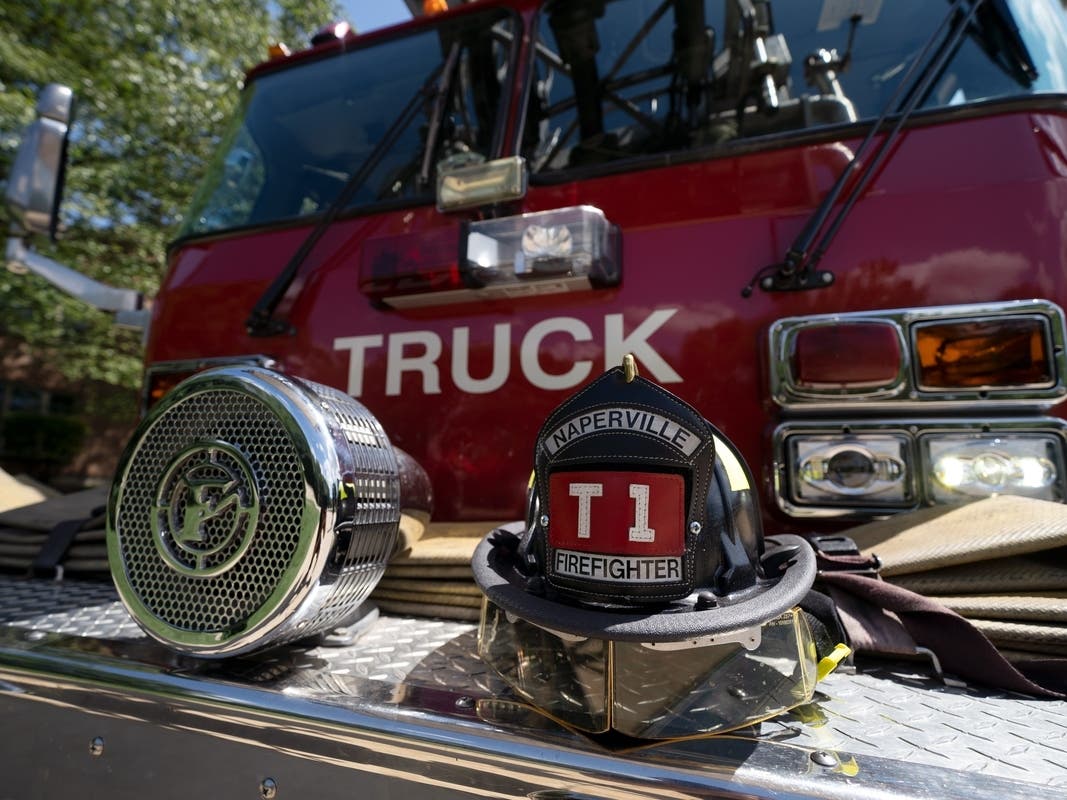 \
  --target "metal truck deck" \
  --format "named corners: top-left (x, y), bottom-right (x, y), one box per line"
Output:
top-left (0, 574), bottom-right (1064, 800)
